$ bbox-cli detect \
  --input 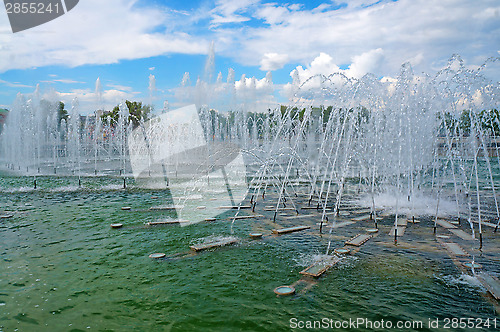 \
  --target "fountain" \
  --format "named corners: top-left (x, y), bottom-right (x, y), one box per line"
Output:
top-left (2, 56), bottom-right (498, 236)
top-left (1, 53), bottom-right (500, 330)
top-left (0, 55), bottom-right (499, 228)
